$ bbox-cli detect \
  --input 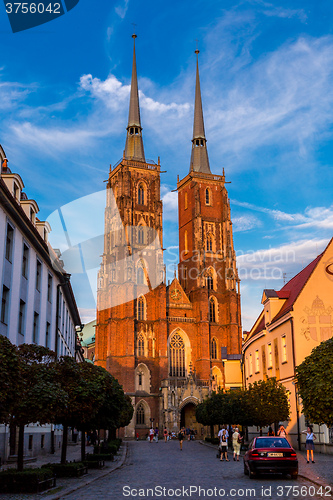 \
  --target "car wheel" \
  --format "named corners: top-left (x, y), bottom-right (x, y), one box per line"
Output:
top-left (249, 468), bottom-right (256, 479)
top-left (244, 462), bottom-right (249, 475)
